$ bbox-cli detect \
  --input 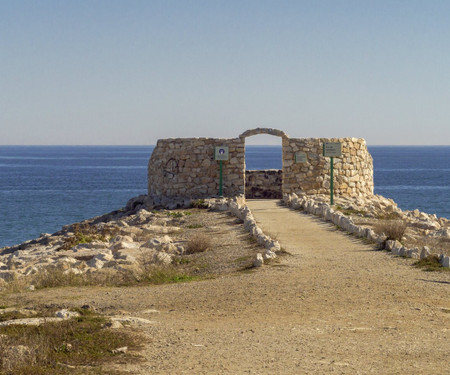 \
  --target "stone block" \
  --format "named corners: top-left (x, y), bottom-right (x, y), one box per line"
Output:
top-left (253, 253), bottom-right (264, 267)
